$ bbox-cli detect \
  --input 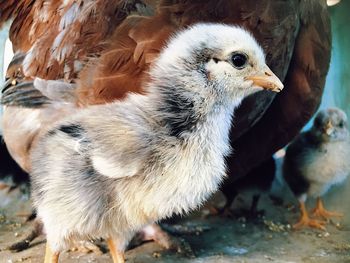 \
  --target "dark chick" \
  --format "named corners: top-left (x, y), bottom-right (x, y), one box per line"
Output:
top-left (283, 108), bottom-right (350, 230)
